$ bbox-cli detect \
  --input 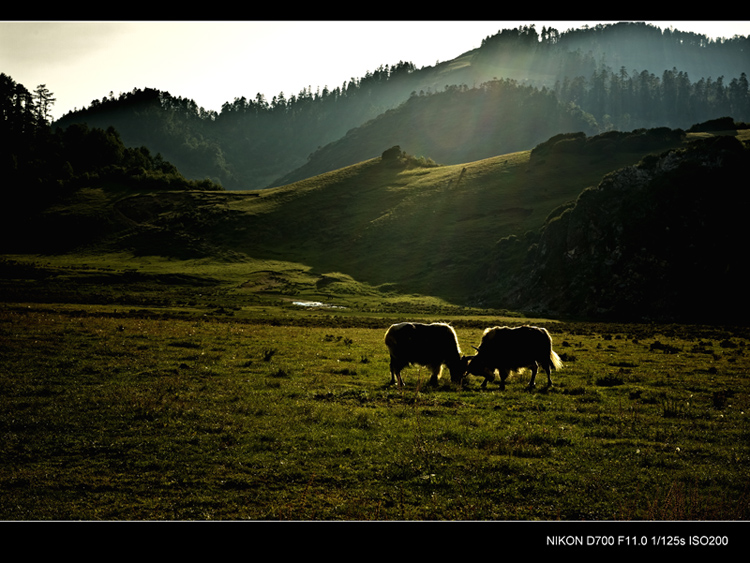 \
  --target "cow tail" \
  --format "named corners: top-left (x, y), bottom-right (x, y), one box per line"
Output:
top-left (550, 350), bottom-right (563, 371)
